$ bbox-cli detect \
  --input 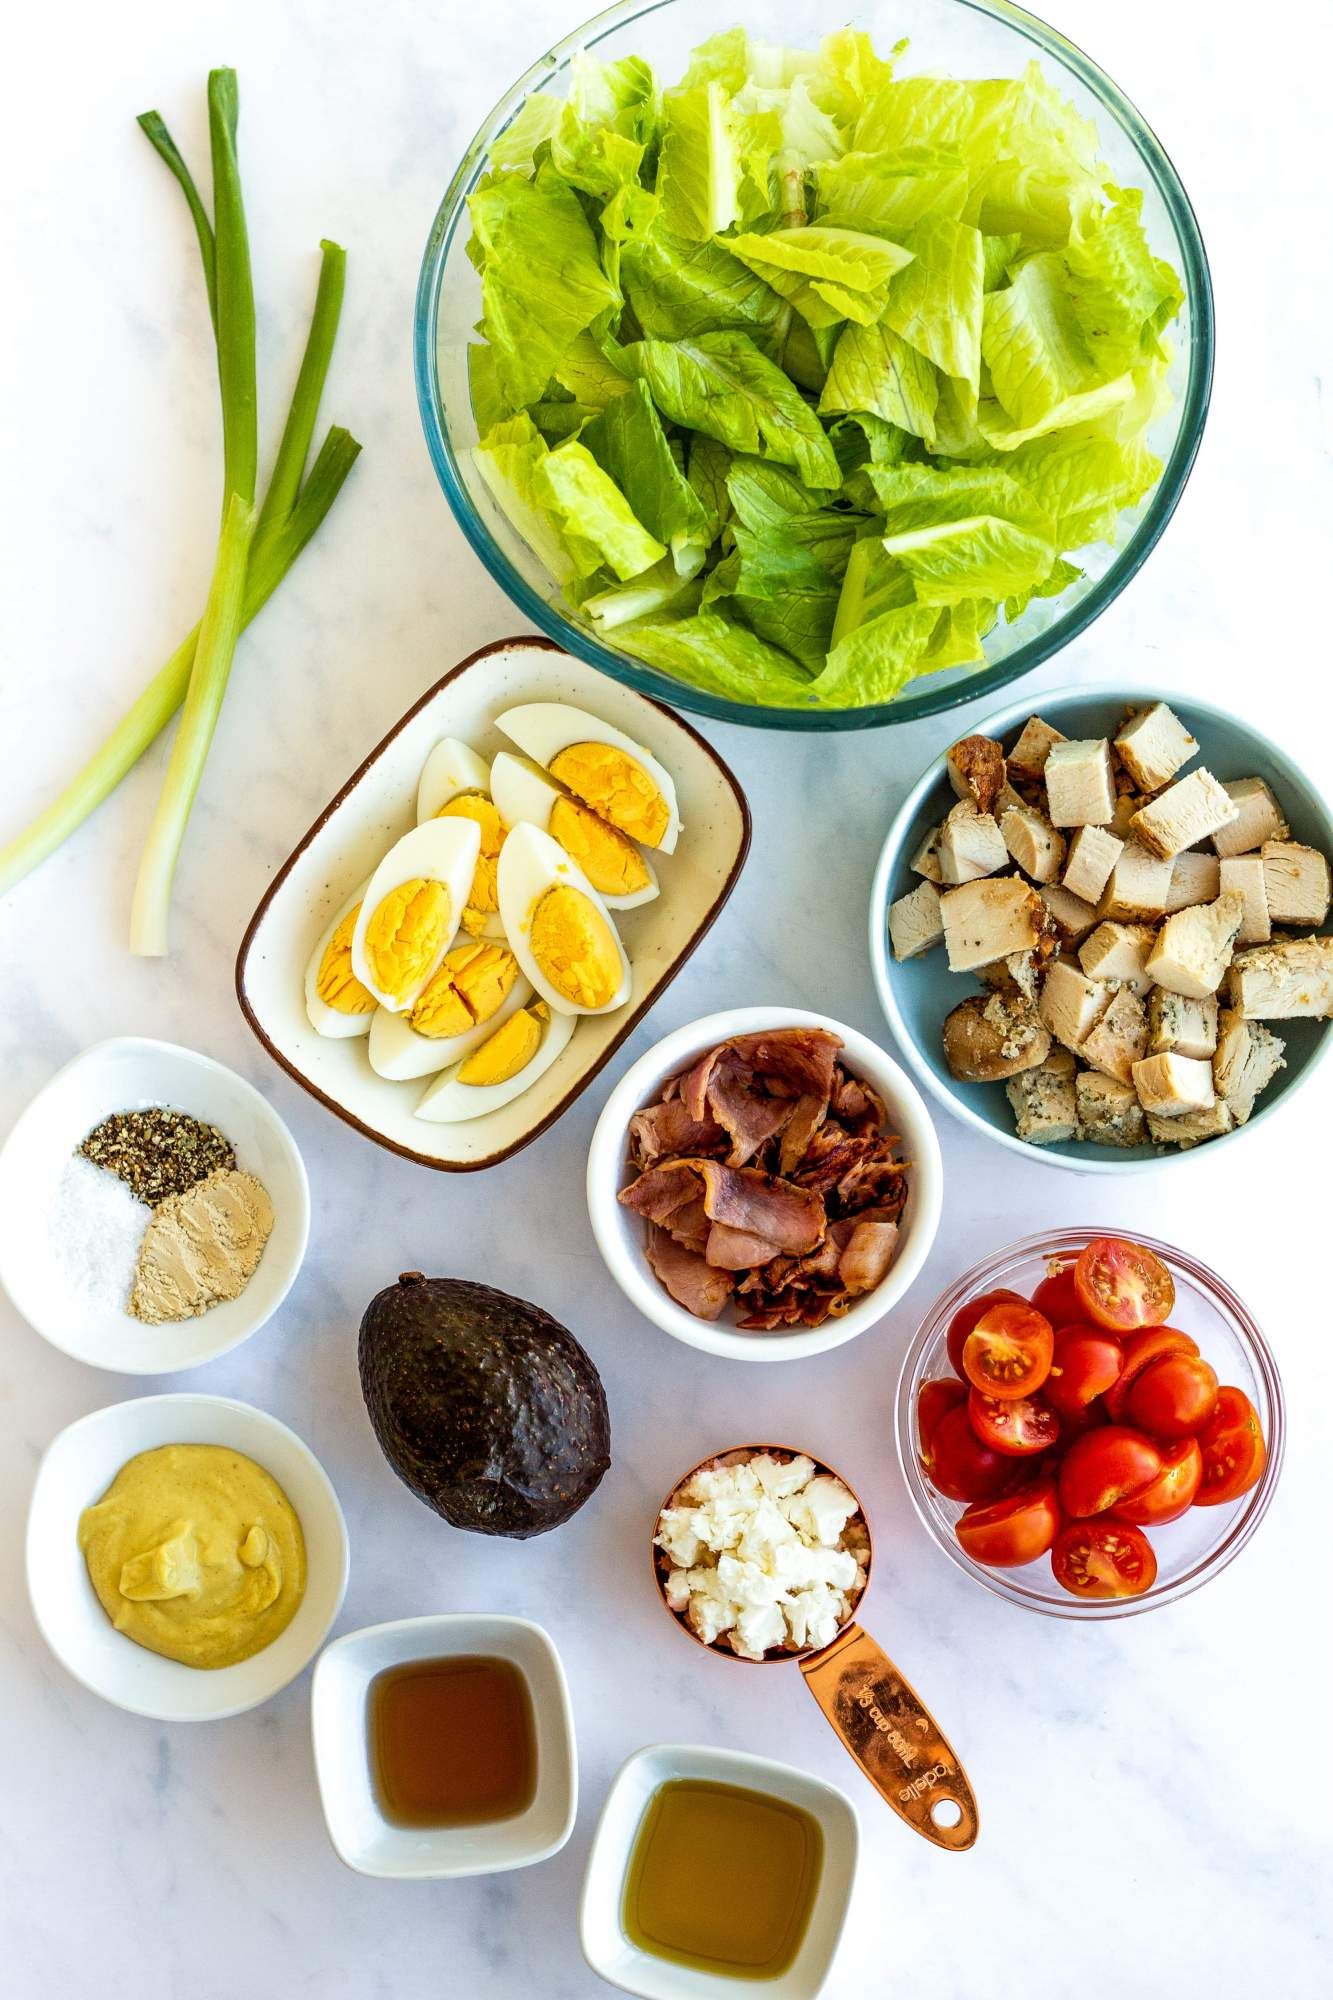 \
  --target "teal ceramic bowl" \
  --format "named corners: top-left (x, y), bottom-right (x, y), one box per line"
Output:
top-left (869, 685), bottom-right (1333, 1170)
